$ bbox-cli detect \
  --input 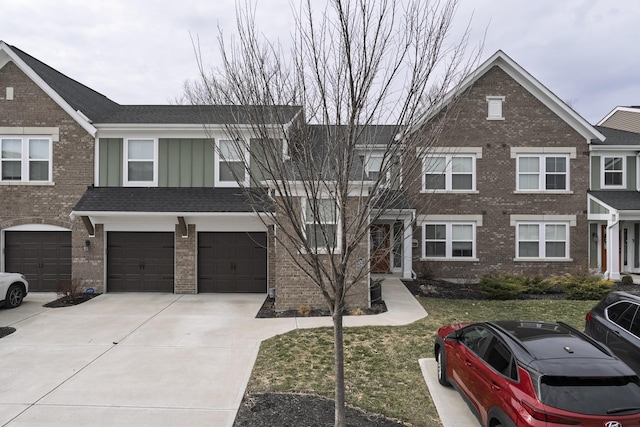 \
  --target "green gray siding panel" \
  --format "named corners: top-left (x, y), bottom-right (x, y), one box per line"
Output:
top-left (627, 156), bottom-right (636, 190)
top-left (158, 139), bottom-right (215, 187)
top-left (99, 138), bottom-right (123, 187)
top-left (591, 156), bottom-right (600, 190)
